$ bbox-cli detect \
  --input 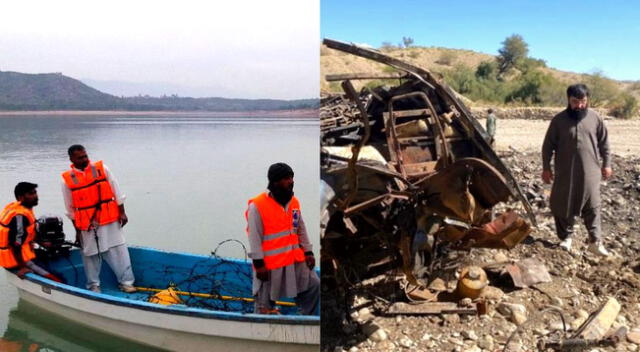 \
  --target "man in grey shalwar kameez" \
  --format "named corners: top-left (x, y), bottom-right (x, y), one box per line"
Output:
top-left (542, 84), bottom-right (612, 256)
top-left (246, 163), bottom-right (319, 315)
